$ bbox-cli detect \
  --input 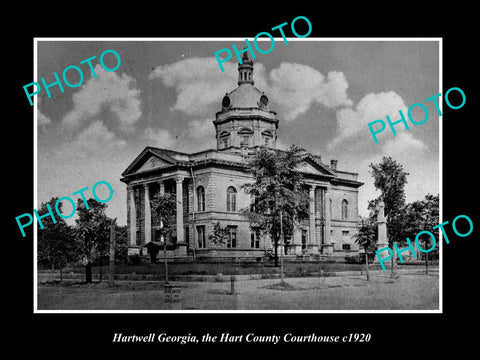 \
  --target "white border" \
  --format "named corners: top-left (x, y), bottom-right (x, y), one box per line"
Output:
top-left (33, 37), bottom-right (443, 314)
